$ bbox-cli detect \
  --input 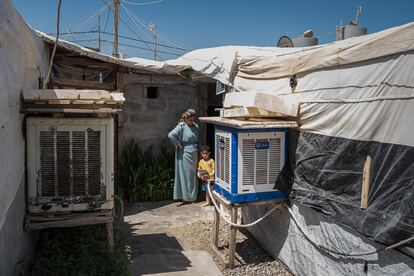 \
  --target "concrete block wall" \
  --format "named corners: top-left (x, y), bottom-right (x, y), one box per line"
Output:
top-left (120, 73), bottom-right (208, 156)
